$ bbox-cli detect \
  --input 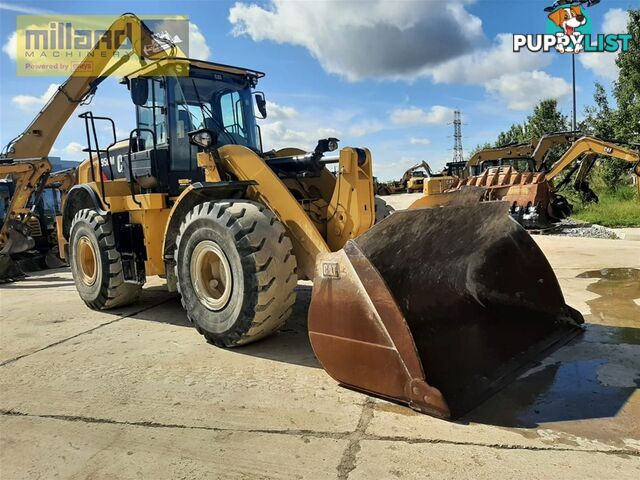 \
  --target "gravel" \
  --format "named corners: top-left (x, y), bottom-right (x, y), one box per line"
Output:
top-left (543, 218), bottom-right (619, 239)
